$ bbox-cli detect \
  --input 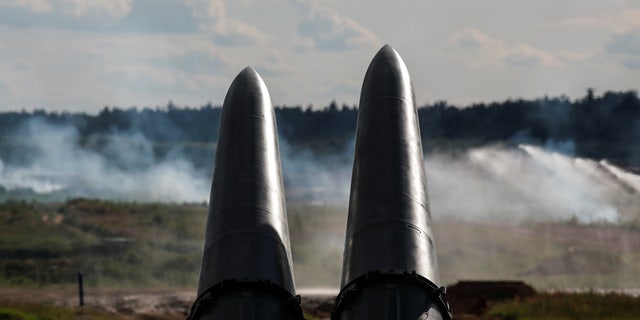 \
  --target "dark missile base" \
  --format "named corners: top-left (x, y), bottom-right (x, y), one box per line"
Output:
top-left (189, 46), bottom-right (451, 319)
